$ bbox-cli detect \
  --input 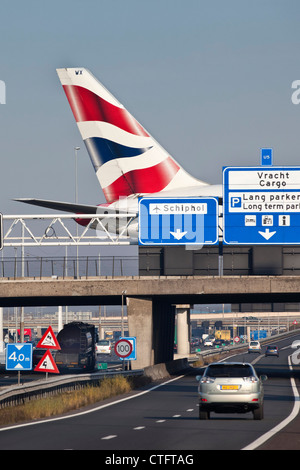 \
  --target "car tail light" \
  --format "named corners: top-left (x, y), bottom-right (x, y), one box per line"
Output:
top-left (243, 376), bottom-right (258, 383)
top-left (201, 377), bottom-right (215, 384)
